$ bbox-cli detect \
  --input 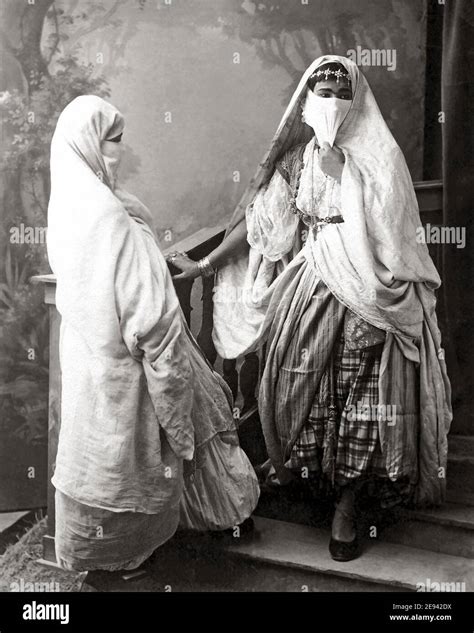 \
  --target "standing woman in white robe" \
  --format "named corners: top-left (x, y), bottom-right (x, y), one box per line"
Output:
top-left (47, 95), bottom-right (259, 572)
